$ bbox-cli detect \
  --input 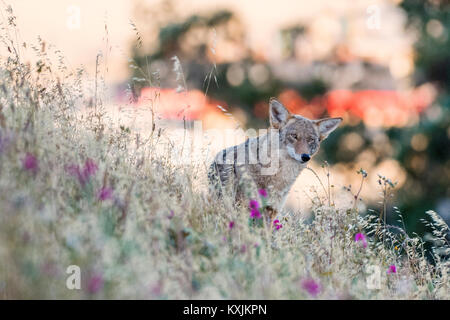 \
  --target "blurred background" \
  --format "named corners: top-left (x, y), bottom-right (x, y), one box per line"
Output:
top-left (10, 0), bottom-right (450, 235)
